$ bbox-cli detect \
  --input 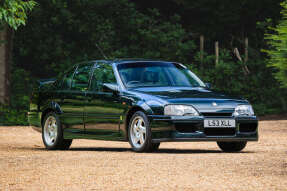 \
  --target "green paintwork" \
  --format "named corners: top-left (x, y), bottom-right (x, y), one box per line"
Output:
top-left (58, 90), bottom-right (86, 132)
top-left (28, 59), bottom-right (258, 142)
